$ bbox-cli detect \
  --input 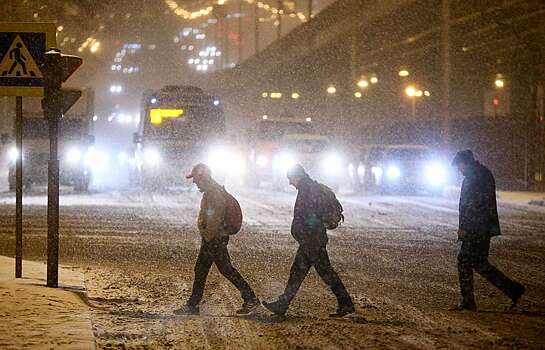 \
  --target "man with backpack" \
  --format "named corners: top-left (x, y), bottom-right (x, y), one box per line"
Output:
top-left (263, 164), bottom-right (355, 317)
top-left (174, 163), bottom-right (259, 315)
